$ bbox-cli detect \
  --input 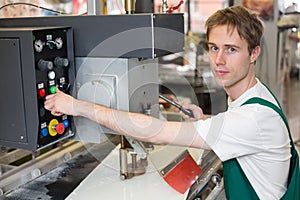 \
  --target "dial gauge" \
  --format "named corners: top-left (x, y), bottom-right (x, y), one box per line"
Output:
top-left (34, 40), bottom-right (43, 52)
top-left (55, 37), bottom-right (63, 49)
